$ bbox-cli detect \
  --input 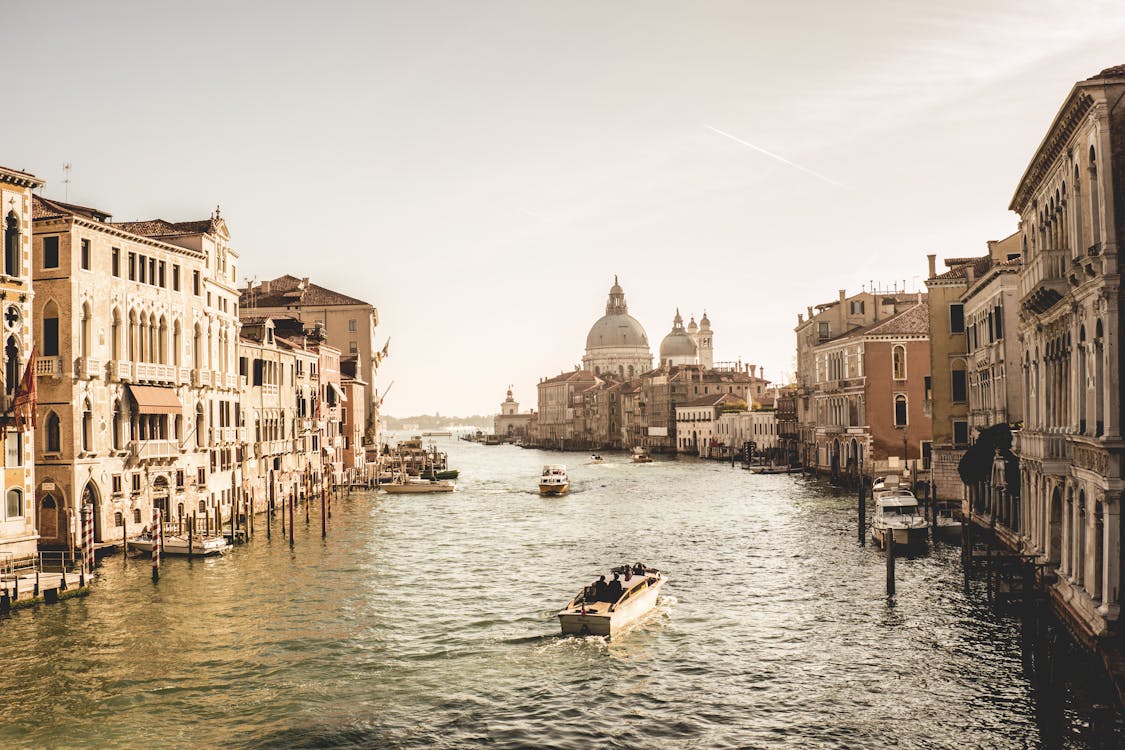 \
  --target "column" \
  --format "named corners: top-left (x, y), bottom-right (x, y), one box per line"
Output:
top-left (1104, 294), bottom-right (1120, 438)
top-left (1102, 493), bottom-right (1120, 614)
